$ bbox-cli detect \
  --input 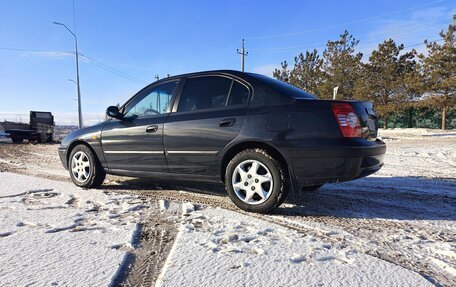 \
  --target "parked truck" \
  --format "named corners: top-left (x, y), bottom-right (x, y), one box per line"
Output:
top-left (5, 111), bottom-right (55, 143)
